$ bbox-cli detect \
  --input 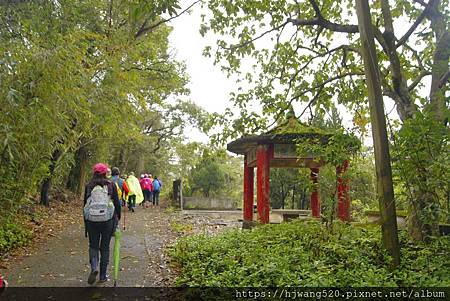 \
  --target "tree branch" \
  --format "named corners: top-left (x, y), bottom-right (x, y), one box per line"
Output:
top-left (396, 0), bottom-right (435, 48)
top-left (290, 71), bottom-right (365, 103)
top-left (123, 65), bottom-right (172, 74)
top-left (408, 69), bottom-right (432, 91)
top-left (298, 84), bottom-right (324, 119)
top-left (413, 0), bottom-right (427, 6)
top-left (308, 0), bottom-right (322, 16)
top-left (439, 69), bottom-right (450, 88)
top-left (291, 45), bottom-right (361, 89)
top-left (287, 16), bottom-right (389, 53)
top-left (135, 0), bottom-right (201, 38)
top-left (224, 20), bottom-right (290, 50)
top-left (403, 43), bottom-right (426, 70)
top-left (287, 17), bottom-right (358, 34)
